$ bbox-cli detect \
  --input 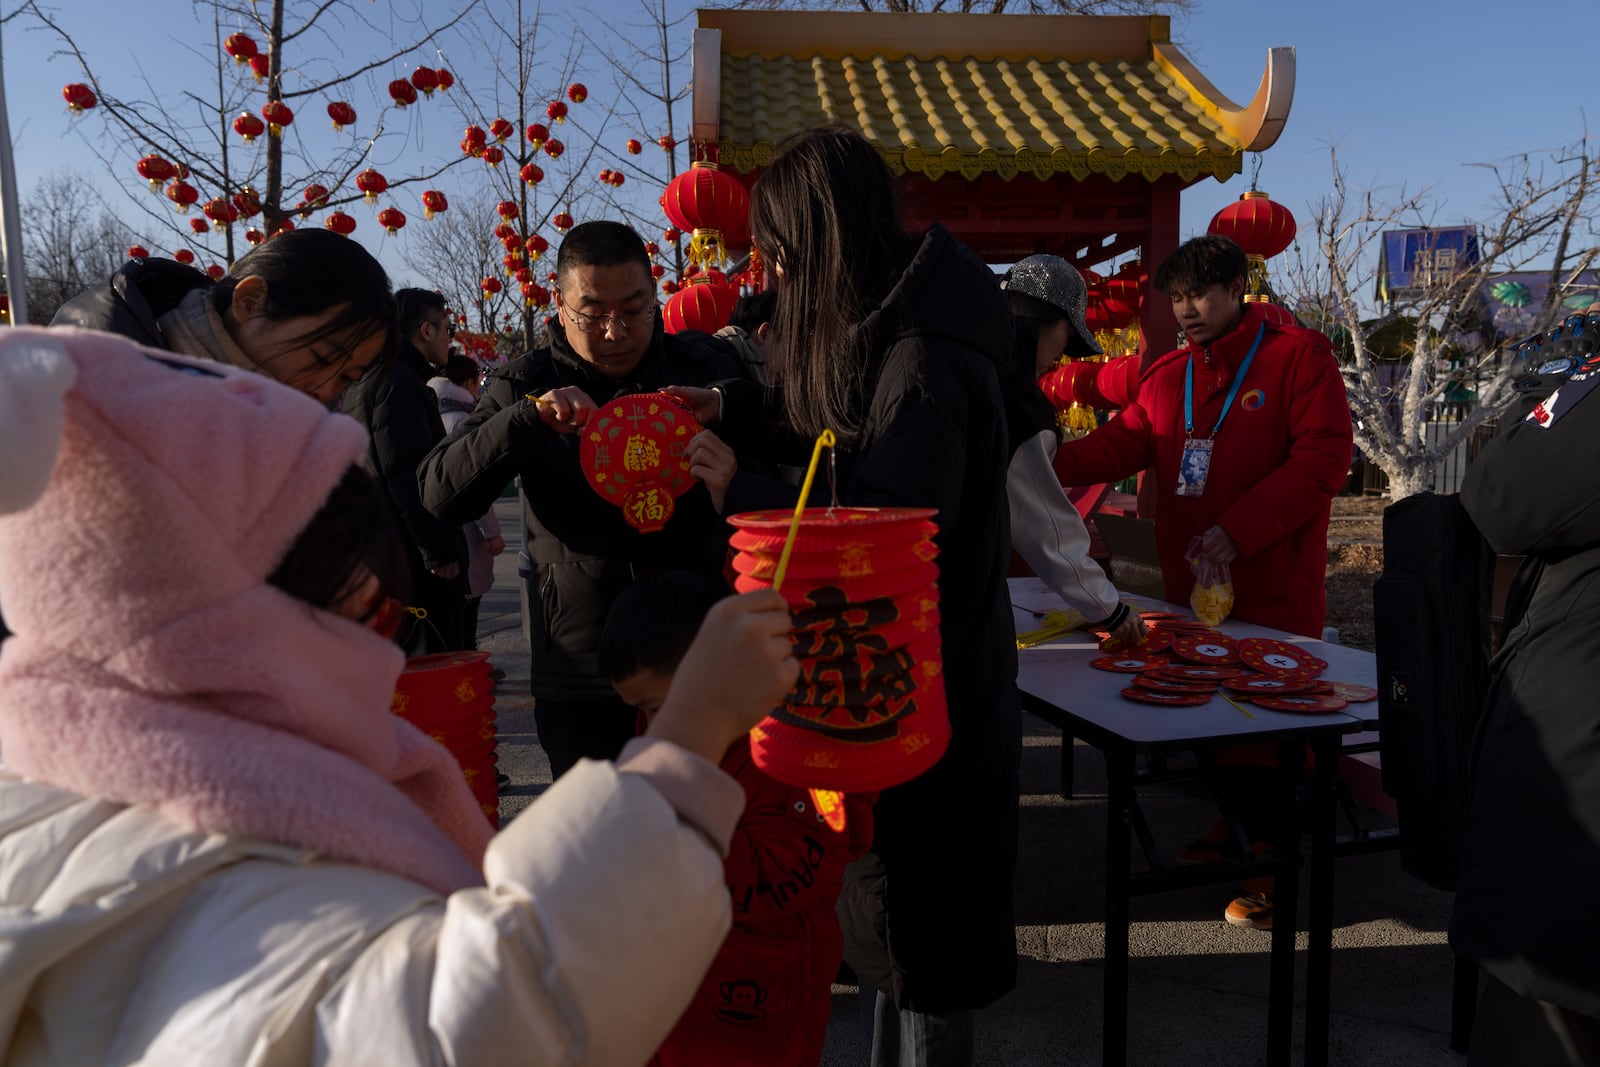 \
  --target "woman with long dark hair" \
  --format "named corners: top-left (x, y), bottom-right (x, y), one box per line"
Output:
top-left (682, 126), bottom-right (1021, 1066)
